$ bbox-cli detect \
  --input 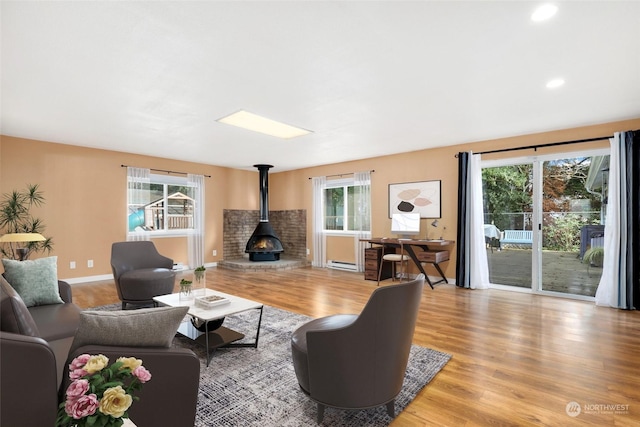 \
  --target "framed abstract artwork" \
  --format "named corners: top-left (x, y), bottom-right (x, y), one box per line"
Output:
top-left (388, 180), bottom-right (441, 218)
